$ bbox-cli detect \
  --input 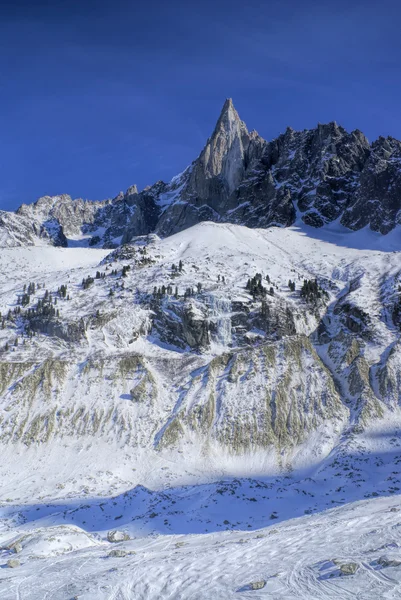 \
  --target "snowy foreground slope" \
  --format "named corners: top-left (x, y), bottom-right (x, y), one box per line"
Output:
top-left (2, 496), bottom-right (401, 599)
top-left (2, 222), bottom-right (401, 598)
